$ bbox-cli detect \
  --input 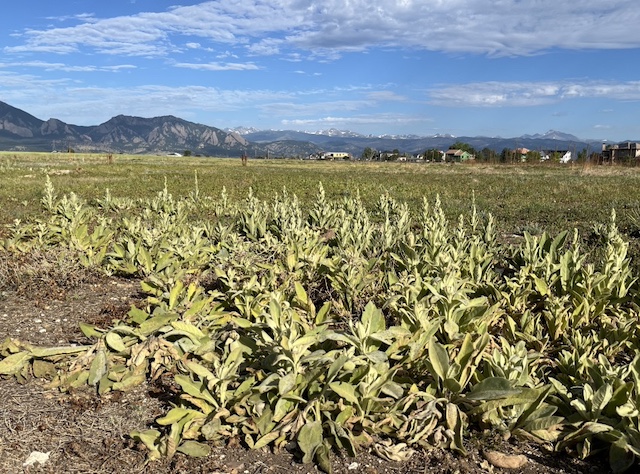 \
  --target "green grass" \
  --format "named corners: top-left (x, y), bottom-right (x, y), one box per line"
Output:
top-left (2, 151), bottom-right (640, 239)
